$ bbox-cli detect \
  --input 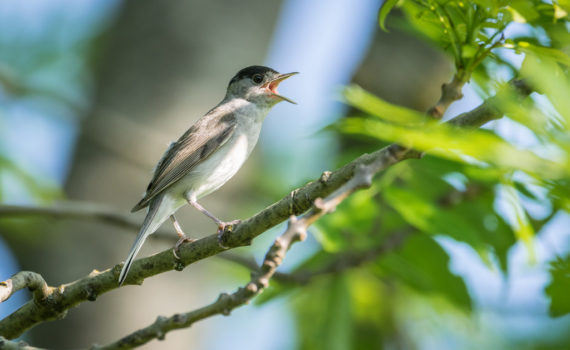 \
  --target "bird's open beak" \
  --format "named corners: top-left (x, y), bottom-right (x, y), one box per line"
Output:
top-left (265, 72), bottom-right (299, 104)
